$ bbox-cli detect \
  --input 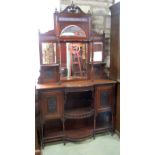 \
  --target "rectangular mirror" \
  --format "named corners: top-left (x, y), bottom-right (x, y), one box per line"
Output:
top-left (41, 42), bottom-right (56, 64)
top-left (94, 51), bottom-right (102, 62)
top-left (92, 42), bottom-right (103, 62)
top-left (60, 42), bottom-right (88, 80)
